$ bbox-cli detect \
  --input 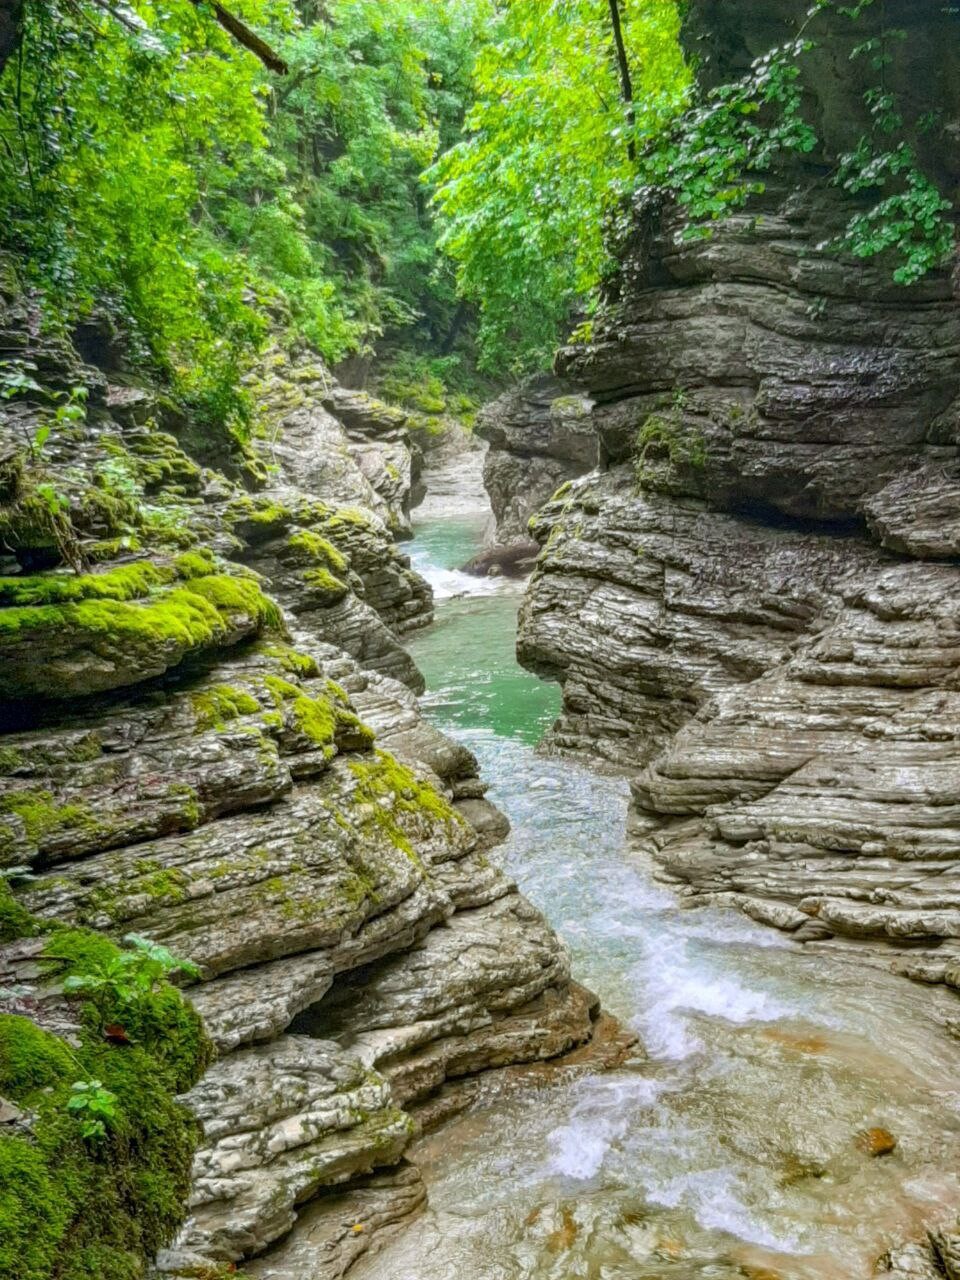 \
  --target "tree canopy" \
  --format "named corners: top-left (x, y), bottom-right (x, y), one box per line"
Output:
top-left (0, 0), bottom-right (954, 430)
